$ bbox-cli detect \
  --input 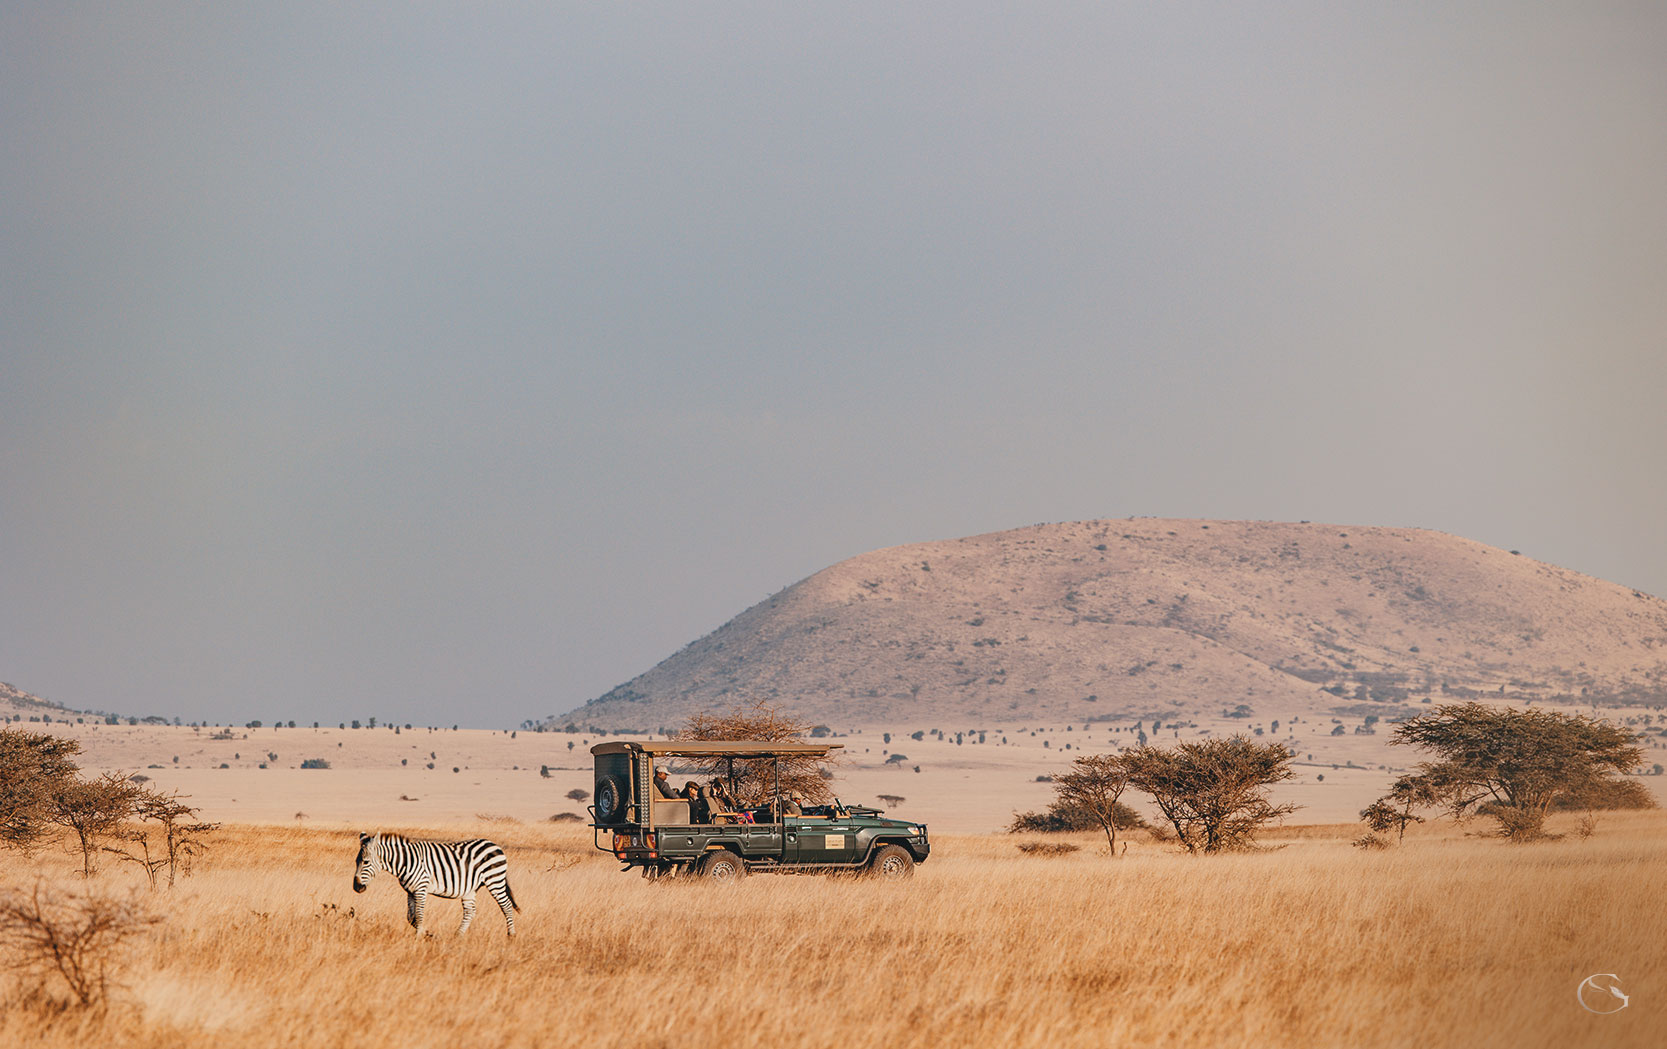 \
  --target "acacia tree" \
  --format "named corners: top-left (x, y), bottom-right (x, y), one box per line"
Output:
top-left (0, 729), bottom-right (84, 852)
top-left (1049, 754), bottom-right (1133, 855)
top-left (671, 700), bottom-right (838, 804)
top-left (1377, 703), bottom-right (1644, 841)
top-left (47, 772), bottom-right (144, 878)
top-left (1120, 736), bottom-right (1297, 853)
